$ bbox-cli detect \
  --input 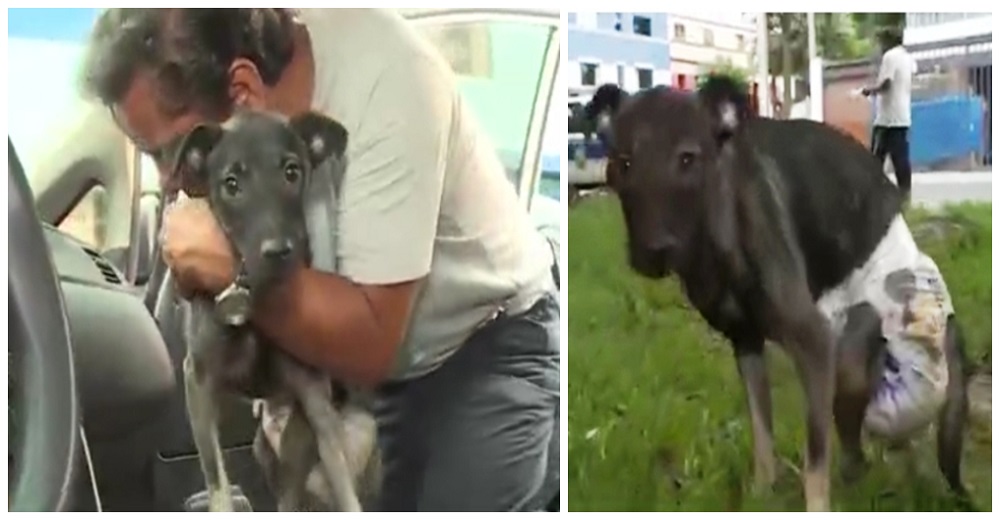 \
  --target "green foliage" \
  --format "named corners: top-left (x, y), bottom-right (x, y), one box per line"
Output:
top-left (568, 197), bottom-right (992, 511)
top-left (765, 13), bottom-right (906, 76)
top-left (697, 63), bottom-right (751, 91)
